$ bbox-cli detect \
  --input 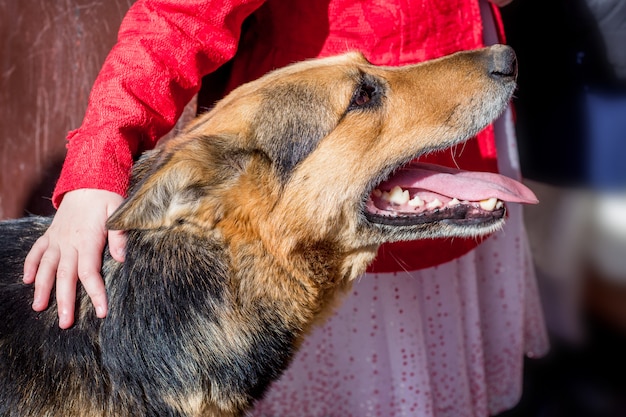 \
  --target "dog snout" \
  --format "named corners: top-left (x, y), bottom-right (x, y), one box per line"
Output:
top-left (486, 44), bottom-right (517, 80)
